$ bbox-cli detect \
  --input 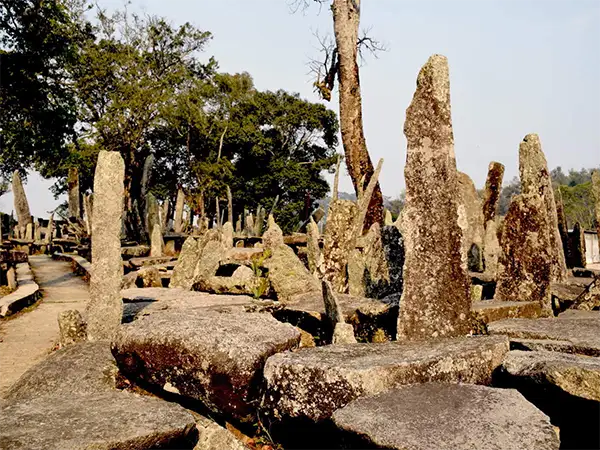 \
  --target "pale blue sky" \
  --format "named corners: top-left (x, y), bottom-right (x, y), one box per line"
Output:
top-left (2, 0), bottom-right (599, 217)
